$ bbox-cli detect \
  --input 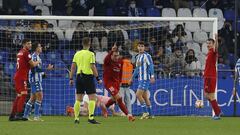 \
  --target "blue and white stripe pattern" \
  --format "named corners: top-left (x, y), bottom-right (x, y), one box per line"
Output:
top-left (235, 58), bottom-right (240, 84)
top-left (29, 53), bottom-right (44, 92)
top-left (133, 52), bottom-right (154, 81)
